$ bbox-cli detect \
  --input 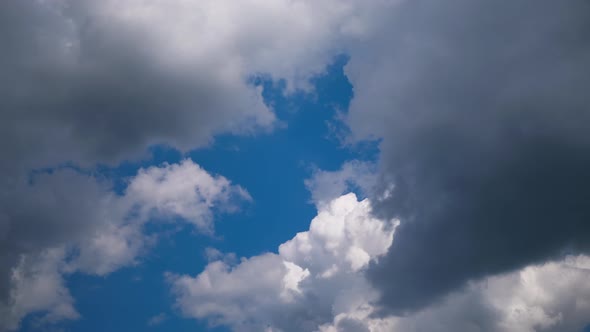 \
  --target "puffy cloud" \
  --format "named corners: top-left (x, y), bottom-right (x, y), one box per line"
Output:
top-left (169, 193), bottom-right (395, 332)
top-left (0, 159), bottom-right (248, 330)
top-left (0, 1), bottom-right (388, 327)
top-left (126, 161), bottom-right (251, 233)
top-left (317, 254), bottom-right (590, 332)
top-left (339, 0), bottom-right (590, 314)
top-left (4, 0), bottom-right (590, 329)
top-left (170, 192), bottom-right (590, 332)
